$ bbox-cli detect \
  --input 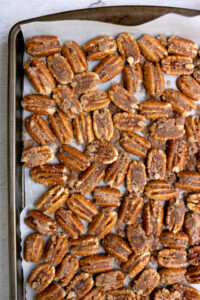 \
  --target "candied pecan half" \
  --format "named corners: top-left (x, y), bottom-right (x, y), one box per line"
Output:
top-left (188, 246), bottom-right (200, 265)
top-left (85, 141), bottom-right (118, 164)
top-left (158, 249), bottom-right (187, 268)
top-left (55, 254), bottom-right (79, 286)
top-left (24, 233), bottom-right (43, 263)
top-left (30, 164), bottom-right (68, 185)
top-left (121, 251), bottom-right (150, 278)
top-left (150, 118), bottom-right (185, 140)
top-left (93, 109), bottom-right (114, 142)
top-left (159, 267), bottom-right (186, 285)
top-left (126, 224), bottom-right (149, 254)
top-left (95, 270), bottom-right (126, 292)
top-left (69, 235), bottom-right (100, 256)
top-left (80, 254), bottom-right (113, 274)
top-left (139, 100), bottom-right (172, 120)
top-left (184, 212), bottom-right (200, 245)
top-left (28, 263), bottom-right (55, 293)
top-left (176, 171), bottom-right (200, 191)
top-left (126, 160), bottom-right (146, 193)
top-left (154, 288), bottom-right (172, 300)
top-left (166, 198), bottom-right (185, 233)
top-left (168, 36), bottom-right (198, 58)
top-left (35, 282), bottom-right (66, 300)
top-left (143, 200), bottom-right (164, 236)
top-left (22, 94), bottom-right (56, 115)
top-left (185, 115), bottom-right (200, 145)
top-left (120, 132), bottom-right (151, 158)
top-left (147, 148), bottom-right (166, 180)
top-left (25, 35), bottom-right (61, 57)
top-left (167, 139), bottom-right (188, 173)
top-left (47, 54), bottom-right (74, 84)
top-left (93, 187), bottom-right (121, 207)
top-left (118, 192), bottom-right (143, 224)
top-left (186, 266), bottom-right (200, 284)
top-left (187, 193), bottom-right (200, 213)
top-left (43, 233), bottom-right (68, 266)
top-left (117, 32), bottom-right (140, 64)
top-left (161, 55), bottom-right (194, 75)
top-left (81, 90), bottom-right (110, 111)
top-left (123, 63), bottom-right (143, 93)
top-left (65, 272), bottom-right (94, 299)
top-left (133, 268), bottom-right (160, 296)
top-left (177, 75), bottom-right (200, 100)
top-left (171, 283), bottom-right (200, 300)
top-left (71, 72), bottom-right (99, 94)
top-left (106, 289), bottom-right (135, 300)
top-left (21, 146), bottom-right (54, 167)
top-left (160, 231), bottom-right (188, 249)
top-left (143, 62), bottom-right (165, 97)
top-left (73, 112), bottom-right (94, 145)
top-left (113, 112), bottom-right (146, 132)
top-left (145, 180), bottom-right (179, 201)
